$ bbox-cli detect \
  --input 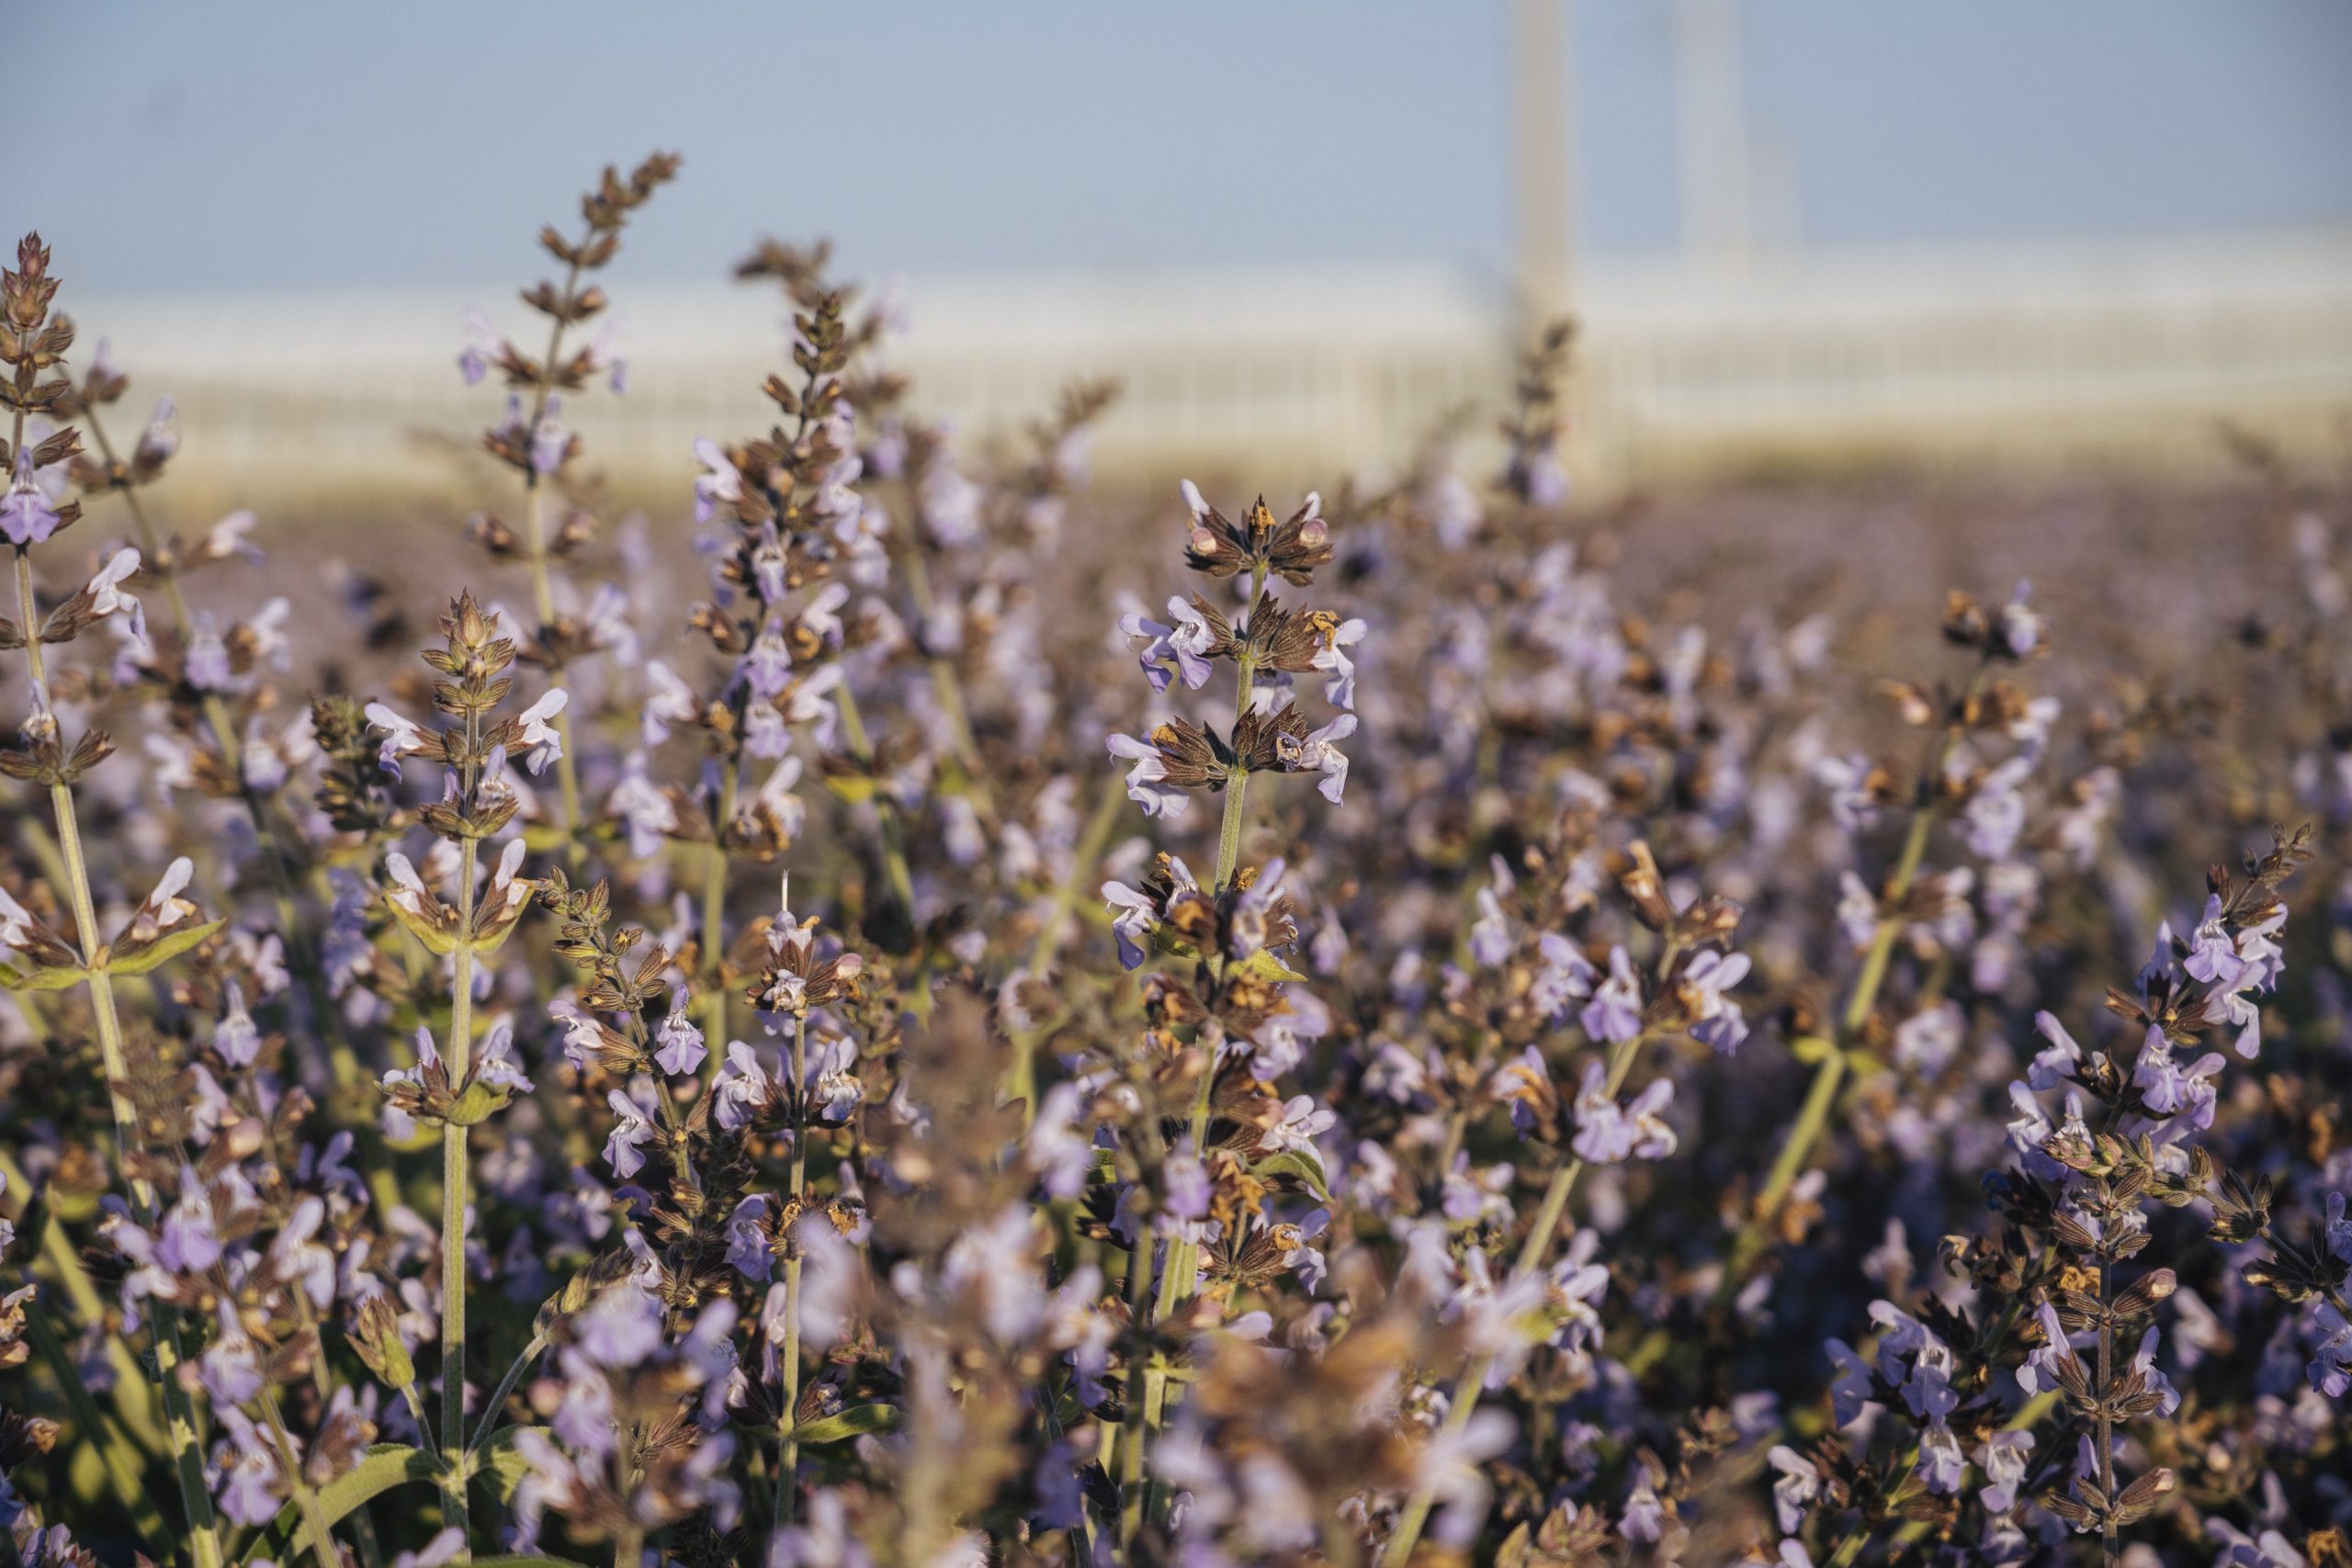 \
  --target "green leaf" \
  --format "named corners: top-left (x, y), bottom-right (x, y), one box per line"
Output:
top-left (475, 1422), bottom-right (543, 1505)
top-left (786, 1403), bottom-right (899, 1445)
top-left (383, 896), bottom-right (461, 956)
top-left (447, 1078), bottom-right (515, 1126)
top-left (1250, 1147), bottom-right (1330, 1200)
top-left (105, 918), bottom-right (226, 977)
top-left (1232, 947), bottom-right (1306, 986)
top-left (0, 960), bottom-right (90, 992)
top-left (823, 773), bottom-right (879, 806)
top-left (242, 1443), bottom-right (435, 1565)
